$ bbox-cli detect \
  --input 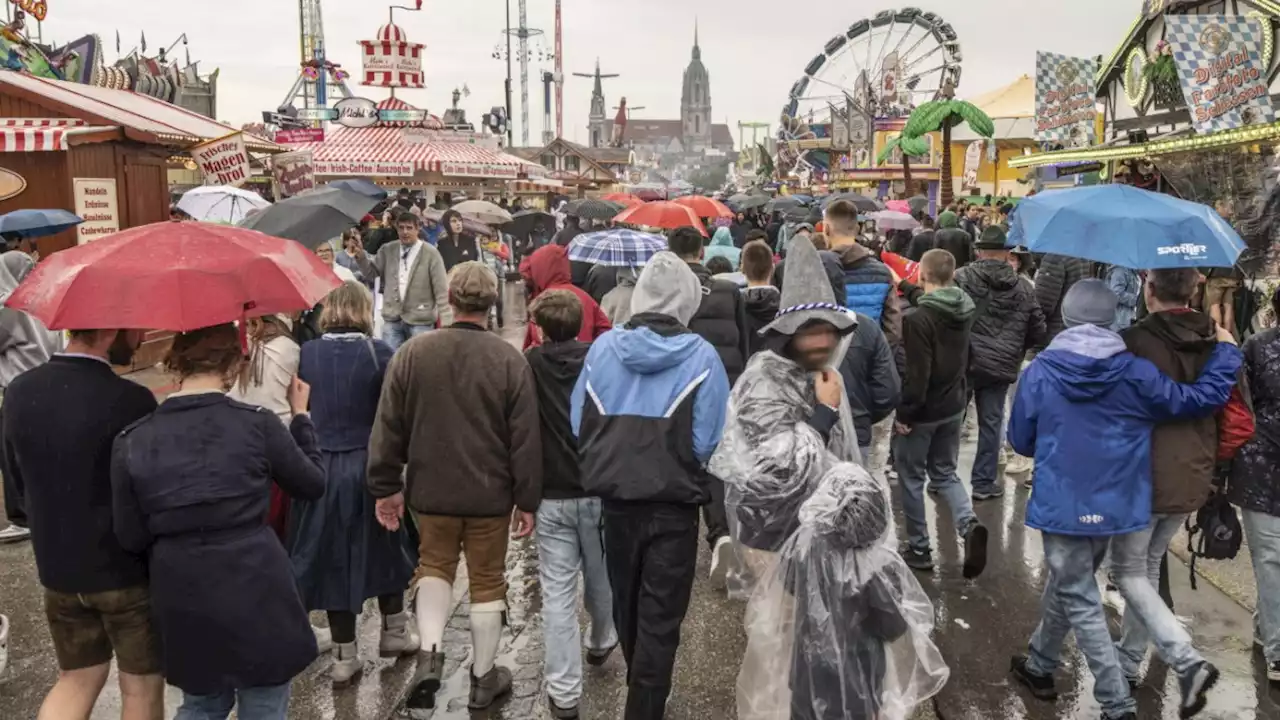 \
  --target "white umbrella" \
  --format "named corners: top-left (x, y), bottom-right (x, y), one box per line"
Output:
top-left (453, 199), bottom-right (513, 226)
top-left (866, 210), bottom-right (920, 231)
top-left (178, 186), bottom-right (272, 225)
